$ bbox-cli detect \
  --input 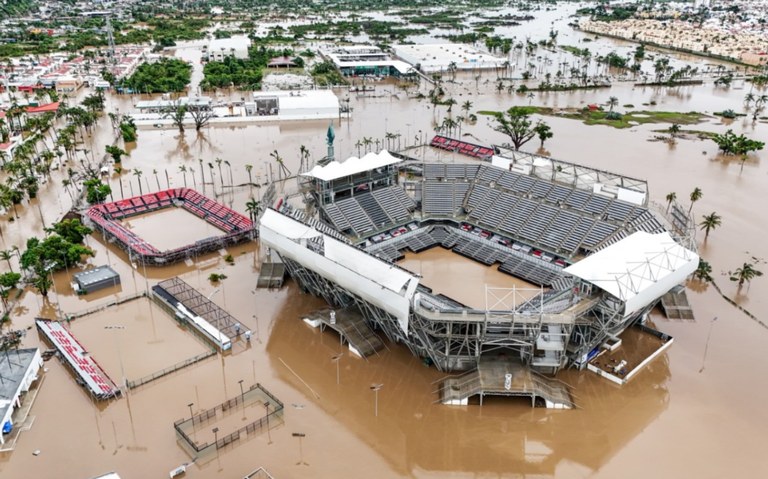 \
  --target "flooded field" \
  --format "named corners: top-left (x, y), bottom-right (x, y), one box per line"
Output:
top-left (2, 12), bottom-right (768, 479)
top-left (125, 207), bottom-right (225, 252)
top-left (70, 297), bottom-right (211, 383)
top-left (398, 247), bottom-right (539, 309)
